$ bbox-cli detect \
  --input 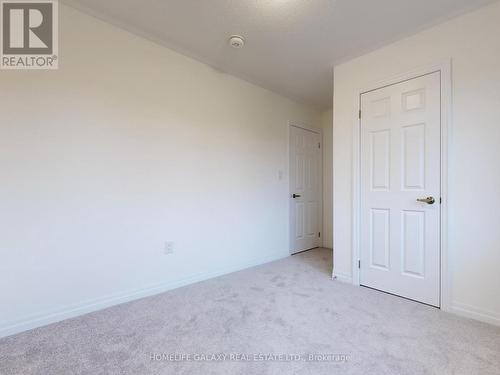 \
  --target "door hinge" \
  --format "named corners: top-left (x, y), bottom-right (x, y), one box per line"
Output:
top-left (359, 110), bottom-right (362, 119)
top-left (318, 232), bottom-right (321, 238)
top-left (358, 260), bottom-right (361, 269)
top-left (318, 142), bottom-right (321, 149)
top-left (440, 197), bottom-right (443, 204)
